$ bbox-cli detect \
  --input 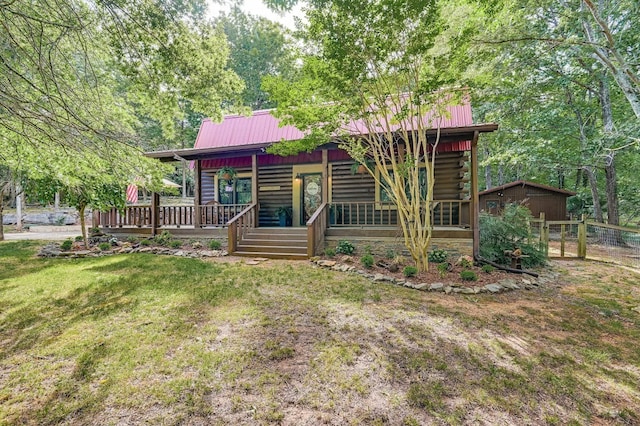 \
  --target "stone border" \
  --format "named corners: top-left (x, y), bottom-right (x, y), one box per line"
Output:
top-left (312, 259), bottom-right (557, 294)
top-left (37, 243), bottom-right (228, 259)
